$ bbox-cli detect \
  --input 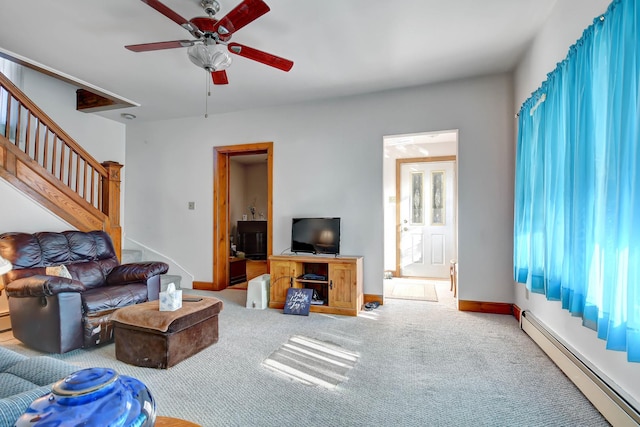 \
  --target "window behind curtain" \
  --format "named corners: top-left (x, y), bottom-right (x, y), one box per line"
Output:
top-left (514, 0), bottom-right (640, 362)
